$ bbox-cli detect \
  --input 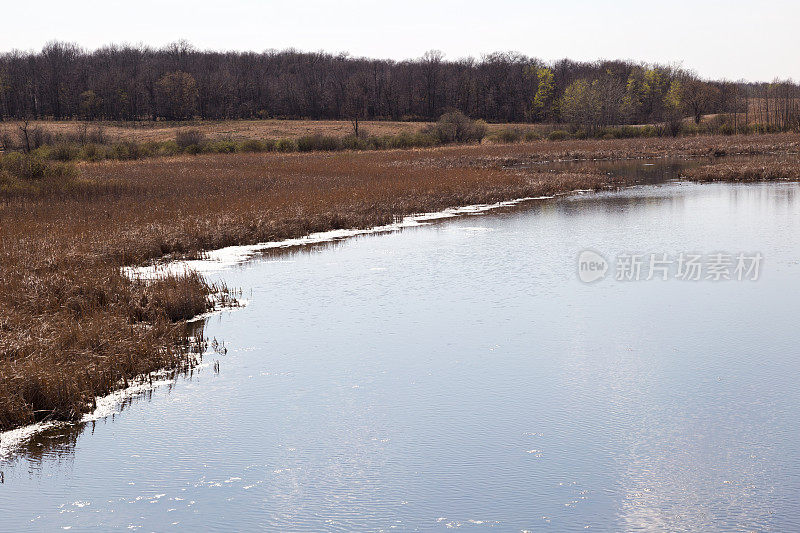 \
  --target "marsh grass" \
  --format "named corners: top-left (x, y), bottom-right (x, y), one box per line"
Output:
top-left (683, 154), bottom-right (800, 182)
